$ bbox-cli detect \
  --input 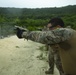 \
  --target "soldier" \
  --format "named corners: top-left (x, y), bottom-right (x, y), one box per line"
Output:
top-left (45, 18), bottom-right (64, 75)
top-left (15, 18), bottom-right (76, 75)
